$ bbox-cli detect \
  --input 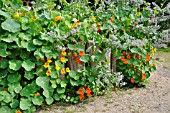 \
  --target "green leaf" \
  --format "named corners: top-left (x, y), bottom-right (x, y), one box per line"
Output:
top-left (70, 78), bottom-right (79, 86)
top-left (46, 97), bottom-right (54, 105)
top-left (0, 42), bottom-right (7, 57)
top-left (33, 39), bottom-right (43, 45)
top-left (24, 71), bottom-right (34, 80)
top-left (43, 89), bottom-right (50, 98)
top-left (8, 82), bottom-right (22, 93)
top-left (20, 99), bottom-right (31, 110)
top-left (20, 85), bottom-right (32, 97)
top-left (7, 73), bottom-right (21, 83)
top-left (80, 55), bottom-right (89, 62)
top-left (0, 10), bottom-right (11, 18)
top-left (68, 44), bottom-right (75, 50)
top-left (9, 60), bottom-right (22, 71)
top-left (130, 48), bottom-right (140, 54)
top-left (88, 76), bottom-right (95, 82)
top-left (76, 44), bottom-right (85, 51)
top-left (0, 59), bottom-right (8, 69)
top-left (53, 94), bottom-right (60, 101)
top-left (32, 95), bottom-right (44, 105)
top-left (69, 70), bottom-right (79, 80)
top-left (56, 87), bottom-right (65, 94)
top-left (34, 49), bottom-right (44, 58)
top-left (10, 99), bottom-right (19, 108)
top-left (36, 76), bottom-right (50, 89)
top-left (22, 60), bottom-right (35, 71)
top-left (0, 106), bottom-right (12, 113)
top-left (60, 81), bottom-right (67, 88)
top-left (3, 92), bottom-right (13, 103)
top-left (1, 19), bottom-right (20, 33)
